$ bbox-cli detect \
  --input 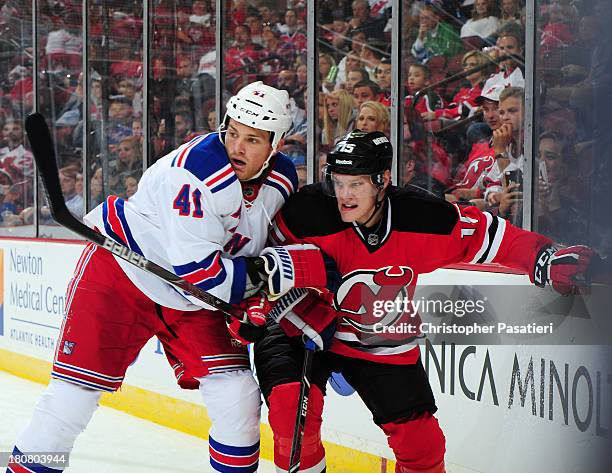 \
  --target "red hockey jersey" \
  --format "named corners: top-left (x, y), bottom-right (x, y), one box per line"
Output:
top-left (270, 184), bottom-right (552, 364)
